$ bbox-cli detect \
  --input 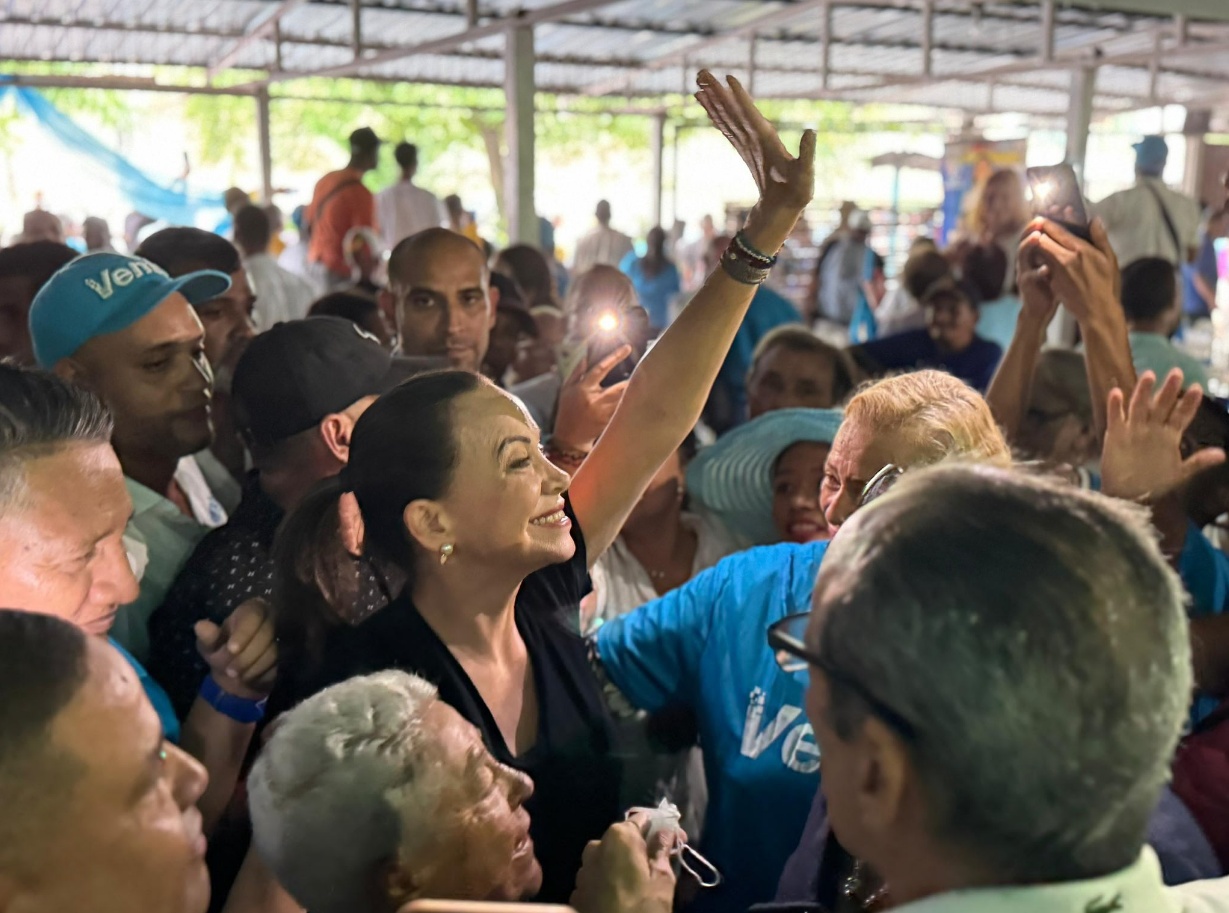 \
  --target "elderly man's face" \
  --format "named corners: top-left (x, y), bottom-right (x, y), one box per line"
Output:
top-left (0, 442), bottom-right (139, 635)
top-left (821, 419), bottom-right (918, 533)
top-left (392, 701), bottom-right (540, 904)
